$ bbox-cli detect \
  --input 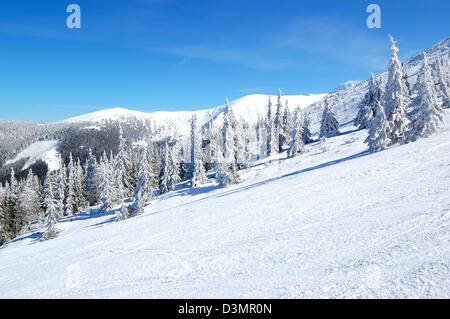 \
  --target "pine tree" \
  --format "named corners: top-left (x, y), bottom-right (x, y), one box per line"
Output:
top-left (18, 170), bottom-right (41, 231)
top-left (115, 201), bottom-right (129, 222)
top-left (84, 149), bottom-right (98, 207)
top-left (215, 151), bottom-right (239, 187)
top-left (98, 154), bottom-right (114, 213)
top-left (203, 118), bottom-right (218, 171)
top-left (134, 147), bottom-right (154, 202)
top-left (266, 96), bottom-right (277, 156)
top-left (319, 98), bottom-right (340, 138)
top-left (73, 158), bottom-right (87, 212)
top-left (301, 112), bottom-right (314, 145)
top-left (407, 53), bottom-right (444, 141)
top-left (434, 56), bottom-right (450, 109)
top-left (65, 153), bottom-right (76, 216)
top-left (355, 73), bottom-right (378, 130)
top-left (114, 127), bottom-right (133, 200)
top-left (54, 159), bottom-right (66, 218)
top-left (42, 174), bottom-right (59, 239)
top-left (365, 101), bottom-right (389, 153)
top-left (281, 101), bottom-right (293, 149)
top-left (385, 35), bottom-right (408, 145)
top-left (159, 141), bottom-right (181, 194)
top-left (287, 120), bottom-right (305, 158)
top-left (274, 89), bottom-right (283, 152)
